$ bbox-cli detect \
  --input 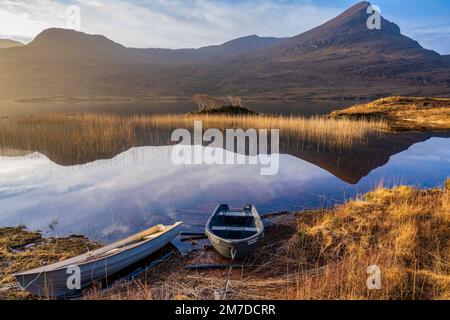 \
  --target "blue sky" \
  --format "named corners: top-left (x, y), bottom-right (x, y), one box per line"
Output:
top-left (0, 0), bottom-right (449, 54)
